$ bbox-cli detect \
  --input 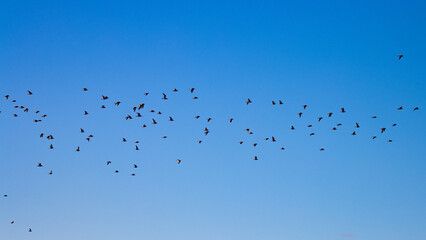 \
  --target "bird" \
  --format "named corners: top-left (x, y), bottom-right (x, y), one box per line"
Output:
top-left (152, 119), bottom-right (157, 124)
top-left (27, 90), bottom-right (33, 95)
top-left (115, 101), bottom-right (121, 106)
top-left (281, 147), bottom-right (285, 150)
top-left (115, 170), bottom-right (119, 173)
top-left (272, 101), bottom-right (276, 105)
top-left (84, 111), bottom-right (89, 115)
top-left (40, 133), bottom-right (44, 138)
top-left (133, 164), bottom-right (138, 168)
top-left (320, 148), bottom-right (325, 151)
top-left (302, 105), bottom-right (307, 109)
top-left (173, 88), bottom-right (178, 92)
top-left (197, 140), bottom-right (202, 144)
top-left (135, 146), bottom-right (139, 151)
top-left (101, 105), bottom-right (106, 109)
top-left (298, 112), bottom-right (303, 117)
top-left (239, 141), bottom-right (243, 144)
top-left (29, 228), bottom-right (32, 232)
top-left (307, 125), bottom-right (312, 127)
top-left (101, 95), bottom-right (109, 100)
top-left (177, 159), bottom-right (181, 164)
top-left (337, 123), bottom-right (342, 126)
top-left (318, 117), bottom-right (323, 122)
top-left (83, 88), bottom-right (88, 91)
top-left (355, 122), bottom-right (360, 128)
top-left (136, 113), bottom-right (142, 117)
top-left (88, 135), bottom-right (93, 138)
top-left (169, 116), bottom-right (174, 121)
top-left (381, 128), bottom-right (386, 133)
top-left (204, 127), bottom-right (210, 135)
top-left (157, 111), bottom-right (162, 114)
top-left (76, 147), bottom-right (80, 152)
top-left (290, 126), bottom-right (295, 130)
top-left (5, 95), bottom-right (9, 99)
top-left (392, 123), bottom-right (397, 127)
top-left (413, 107), bottom-right (419, 111)
top-left (37, 163), bottom-right (43, 167)
top-left (10, 221), bottom-right (14, 224)
top-left (253, 143), bottom-right (258, 147)
top-left (371, 116), bottom-right (377, 118)
top-left (132, 107), bottom-right (137, 112)
top-left (195, 116), bottom-right (200, 119)
top-left (328, 113), bottom-right (333, 117)
top-left (131, 173), bottom-right (136, 176)
top-left (332, 127), bottom-right (337, 130)
top-left (49, 171), bottom-right (53, 175)
top-left (254, 156), bottom-right (258, 160)
top-left (138, 104), bottom-right (144, 110)
top-left (387, 140), bottom-right (393, 142)
top-left (398, 54), bottom-right (403, 60)
top-left (278, 100), bottom-right (283, 105)
top-left (271, 136), bottom-right (276, 142)
top-left (341, 108), bottom-right (346, 113)
top-left (144, 92), bottom-right (149, 96)
top-left (397, 106), bottom-right (403, 110)
top-left (162, 93), bottom-right (167, 100)
top-left (372, 136), bottom-right (377, 139)
top-left (193, 96), bottom-right (198, 99)
top-left (107, 161), bottom-right (111, 165)
top-left (86, 138), bottom-right (90, 142)
top-left (190, 88), bottom-right (195, 93)
top-left (142, 124), bottom-right (147, 128)
top-left (229, 118), bottom-right (233, 123)
top-left (352, 131), bottom-right (356, 135)
top-left (207, 118), bottom-right (212, 122)
top-left (49, 144), bottom-right (54, 149)
top-left (309, 133), bottom-right (315, 136)
top-left (80, 128), bottom-right (85, 133)
top-left (246, 98), bottom-right (252, 105)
